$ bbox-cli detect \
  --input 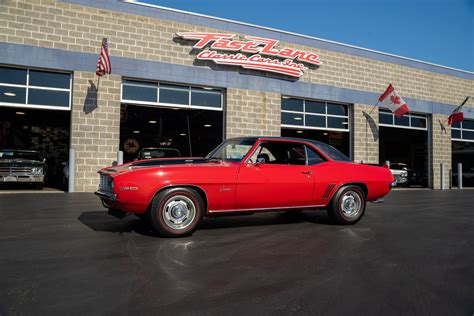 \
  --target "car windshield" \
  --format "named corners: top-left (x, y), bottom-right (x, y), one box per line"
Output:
top-left (312, 142), bottom-right (351, 162)
top-left (206, 138), bottom-right (256, 162)
top-left (0, 150), bottom-right (41, 161)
